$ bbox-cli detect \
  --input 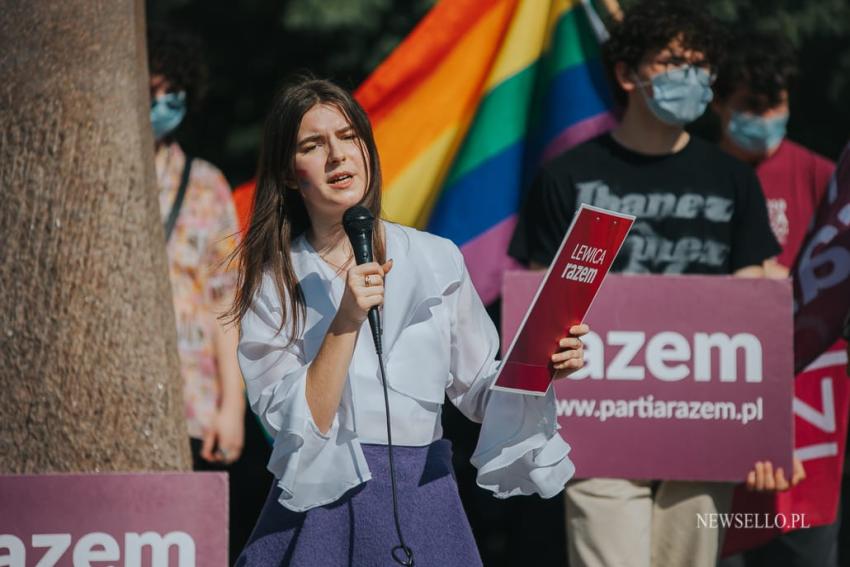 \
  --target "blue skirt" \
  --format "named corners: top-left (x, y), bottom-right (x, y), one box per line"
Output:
top-left (236, 439), bottom-right (482, 567)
